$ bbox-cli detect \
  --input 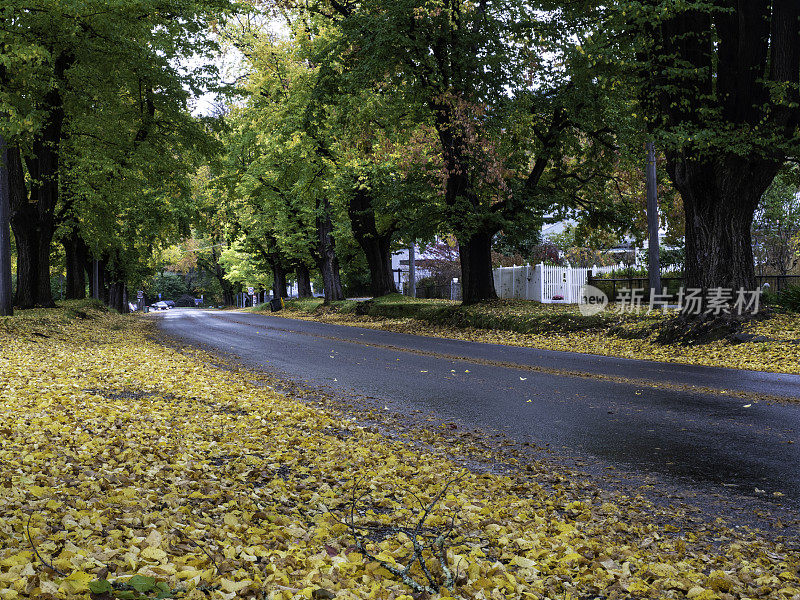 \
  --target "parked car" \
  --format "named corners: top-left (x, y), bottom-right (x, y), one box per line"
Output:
top-left (164, 300), bottom-right (175, 308)
top-left (150, 301), bottom-right (170, 310)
